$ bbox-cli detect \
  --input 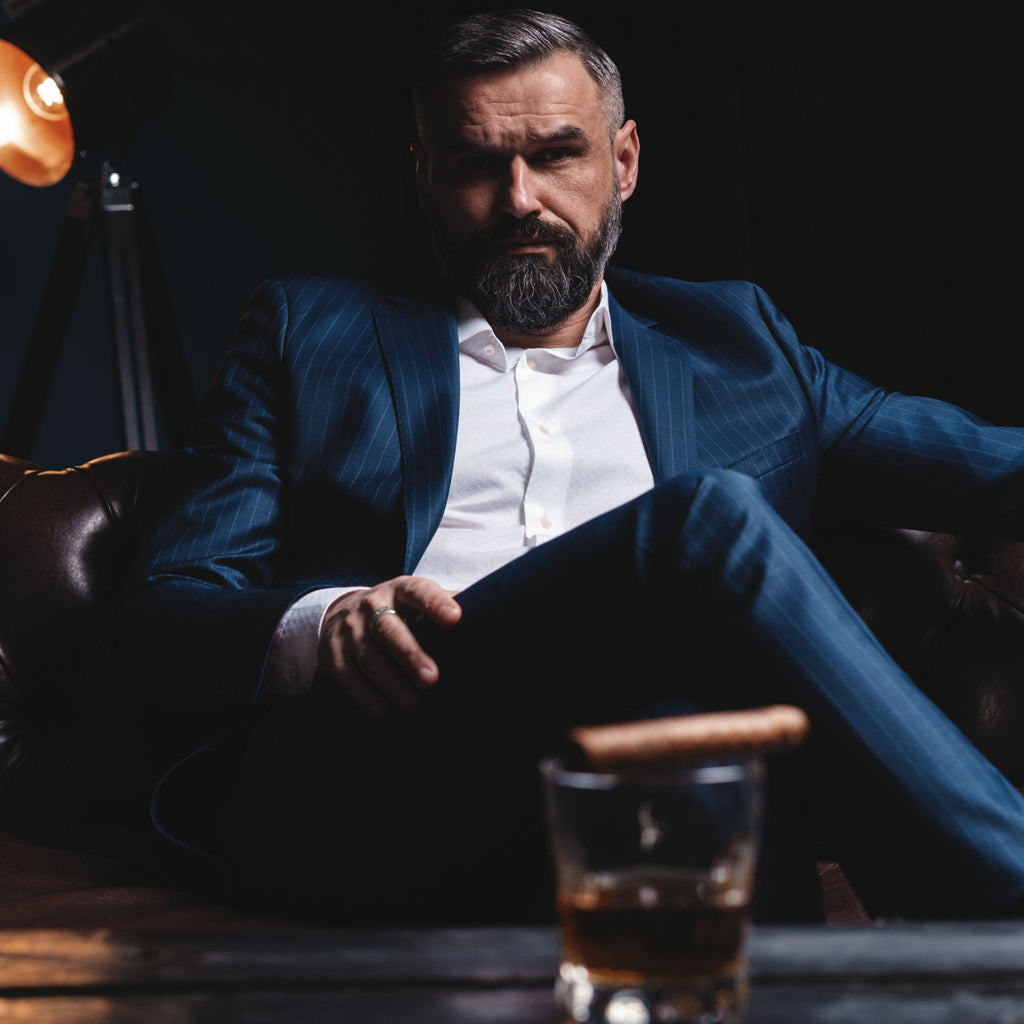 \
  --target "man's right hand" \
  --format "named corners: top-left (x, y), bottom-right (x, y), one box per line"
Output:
top-left (317, 576), bottom-right (461, 718)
